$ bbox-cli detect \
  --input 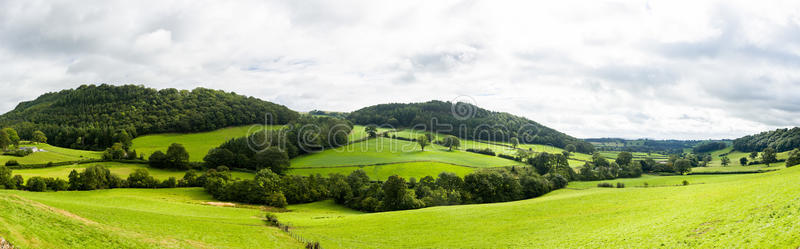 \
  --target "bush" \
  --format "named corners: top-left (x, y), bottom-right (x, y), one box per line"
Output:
top-left (465, 148), bottom-right (496, 156)
top-left (3, 148), bottom-right (33, 157)
top-left (597, 182), bottom-right (614, 188)
top-left (682, 180), bottom-right (689, 186)
top-left (5, 160), bottom-right (19, 166)
top-left (616, 182), bottom-right (625, 188)
top-left (643, 182), bottom-right (649, 188)
top-left (26, 177), bottom-right (48, 192)
top-left (497, 153), bottom-right (518, 161)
